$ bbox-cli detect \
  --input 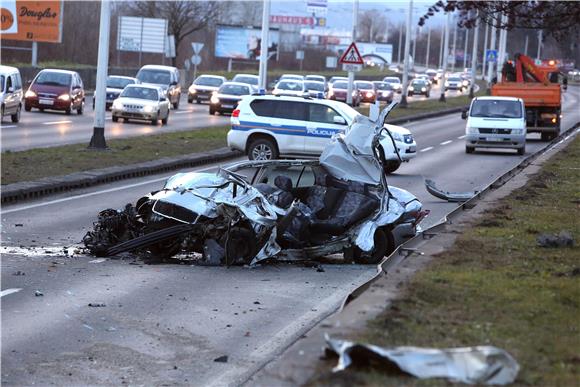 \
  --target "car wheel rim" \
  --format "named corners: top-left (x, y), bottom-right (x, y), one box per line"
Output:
top-left (252, 144), bottom-right (272, 160)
